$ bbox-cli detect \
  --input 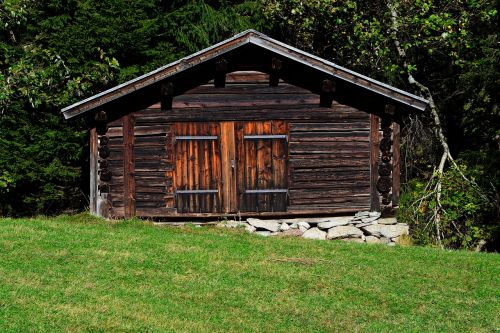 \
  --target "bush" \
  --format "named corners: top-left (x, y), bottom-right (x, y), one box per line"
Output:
top-left (399, 155), bottom-right (499, 251)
